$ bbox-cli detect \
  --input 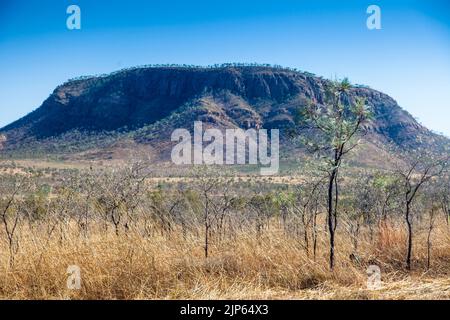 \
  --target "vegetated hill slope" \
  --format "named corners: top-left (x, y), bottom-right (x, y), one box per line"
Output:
top-left (1, 65), bottom-right (448, 166)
